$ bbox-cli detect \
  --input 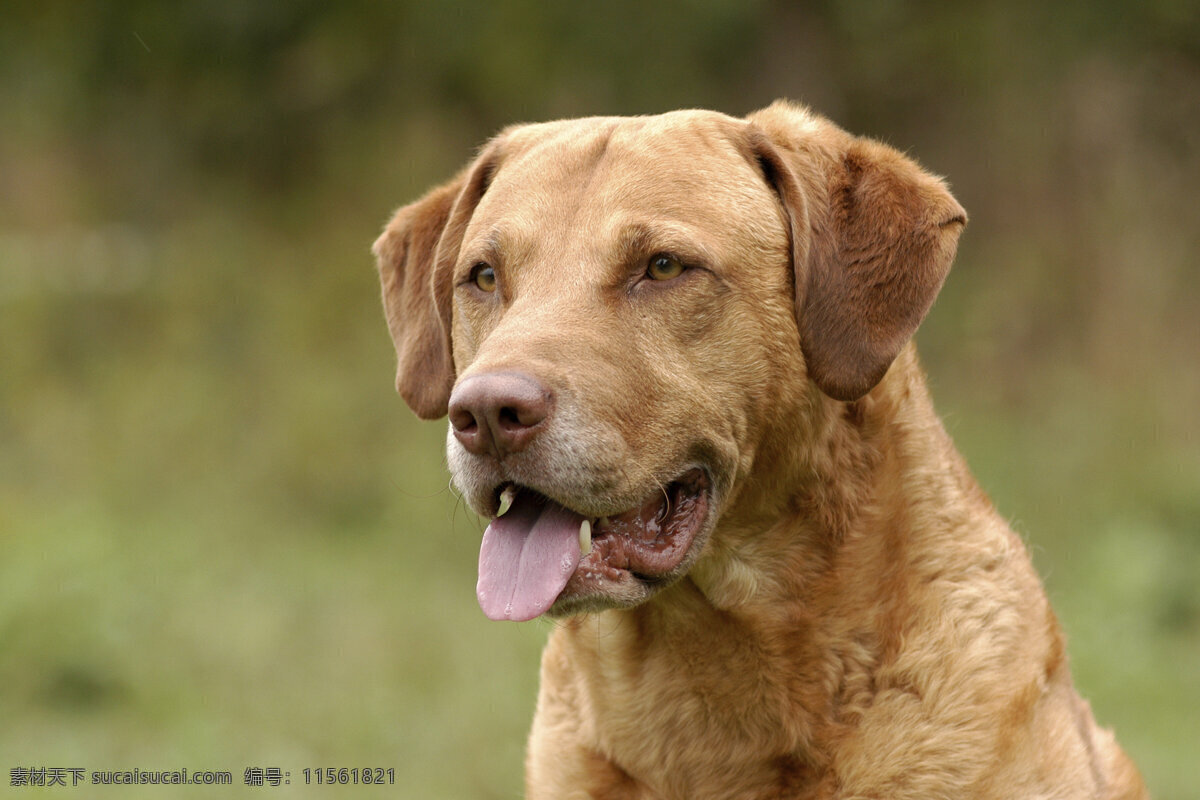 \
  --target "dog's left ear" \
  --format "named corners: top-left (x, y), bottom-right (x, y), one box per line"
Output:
top-left (747, 102), bottom-right (967, 401)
